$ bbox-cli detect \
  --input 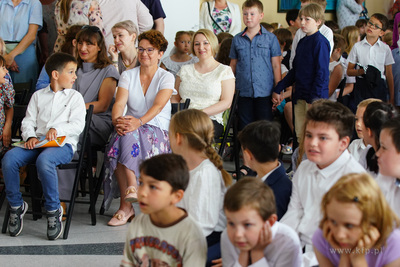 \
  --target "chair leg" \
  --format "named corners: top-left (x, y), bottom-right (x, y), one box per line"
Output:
top-left (0, 188), bottom-right (5, 211)
top-left (2, 204), bottom-right (9, 234)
